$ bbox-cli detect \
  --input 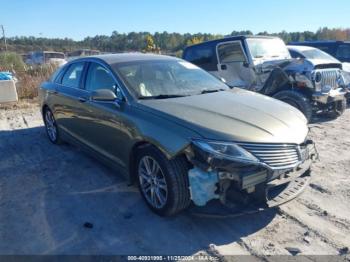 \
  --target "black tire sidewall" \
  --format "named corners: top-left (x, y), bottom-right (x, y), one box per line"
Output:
top-left (274, 90), bottom-right (312, 122)
top-left (334, 98), bottom-right (347, 116)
